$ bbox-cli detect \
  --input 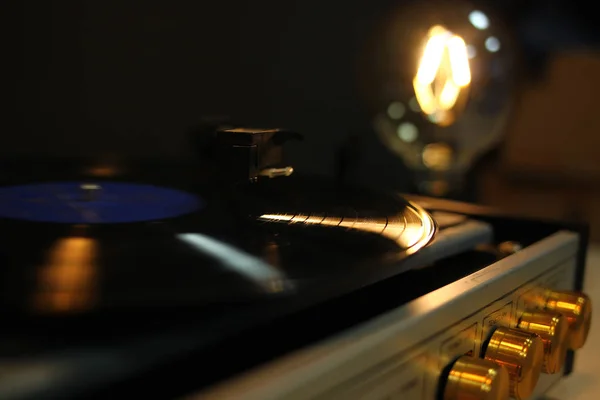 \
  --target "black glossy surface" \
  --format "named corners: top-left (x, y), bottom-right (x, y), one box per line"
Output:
top-left (0, 162), bottom-right (434, 317)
